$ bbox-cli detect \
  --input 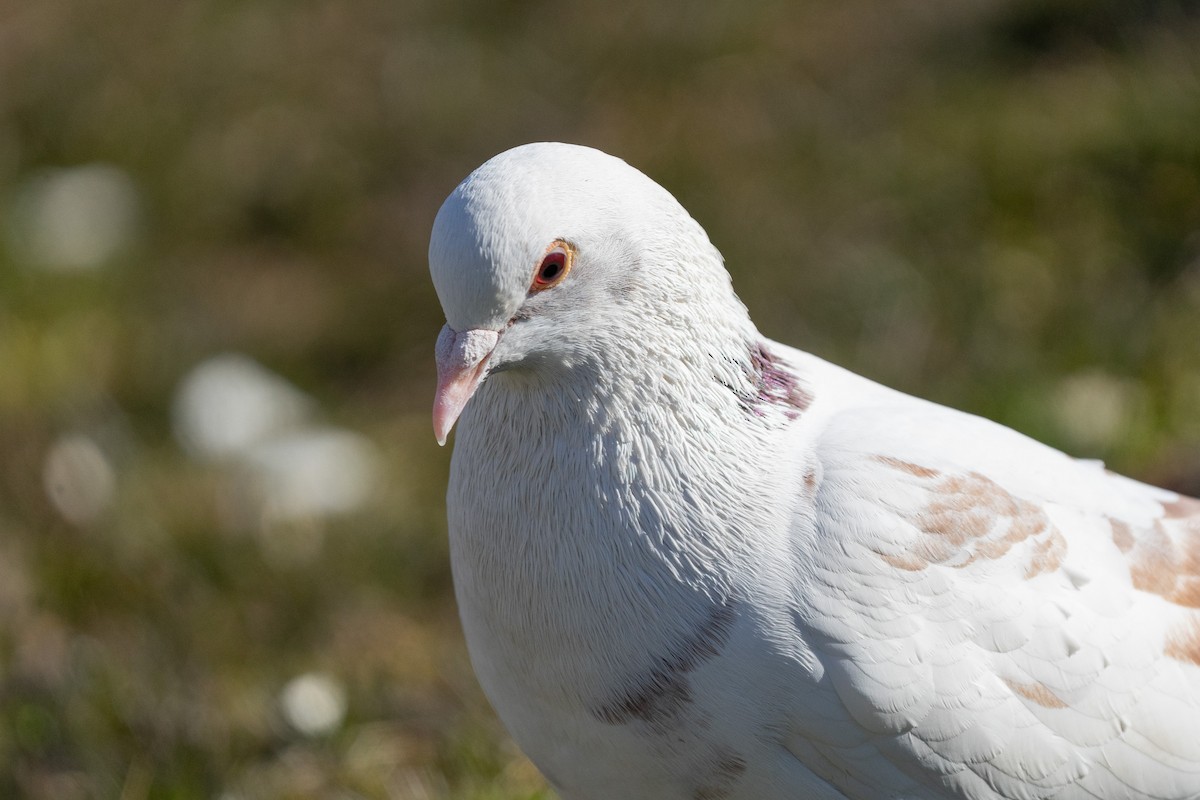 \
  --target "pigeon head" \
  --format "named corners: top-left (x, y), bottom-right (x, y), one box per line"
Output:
top-left (428, 142), bottom-right (752, 445)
